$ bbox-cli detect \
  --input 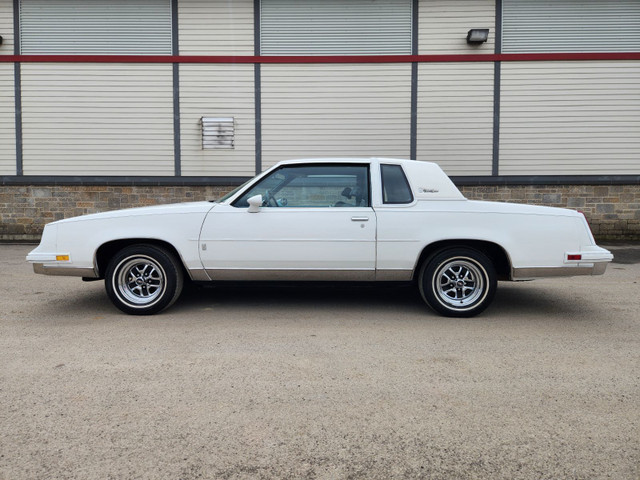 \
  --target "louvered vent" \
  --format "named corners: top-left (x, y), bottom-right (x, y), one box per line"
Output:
top-left (201, 117), bottom-right (235, 149)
